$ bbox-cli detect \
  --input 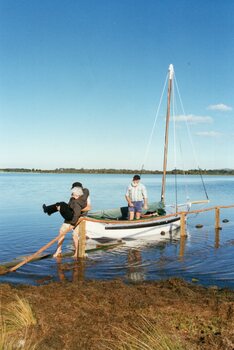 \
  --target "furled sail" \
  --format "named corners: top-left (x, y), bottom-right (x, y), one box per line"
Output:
top-left (87, 201), bottom-right (166, 220)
